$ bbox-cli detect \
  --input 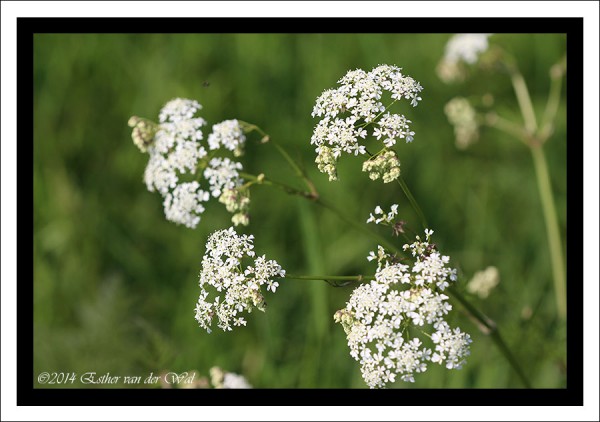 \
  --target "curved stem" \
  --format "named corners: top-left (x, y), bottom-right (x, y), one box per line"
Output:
top-left (239, 120), bottom-right (318, 198)
top-left (240, 172), bottom-right (402, 255)
top-left (243, 131), bottom-right (532, 385)
top-left (448, 287), bottom-right (532, 388)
